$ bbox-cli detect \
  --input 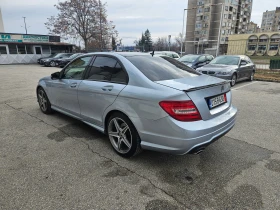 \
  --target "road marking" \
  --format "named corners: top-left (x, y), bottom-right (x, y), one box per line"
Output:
top-left (232, 81), bottom-right (258, 91)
